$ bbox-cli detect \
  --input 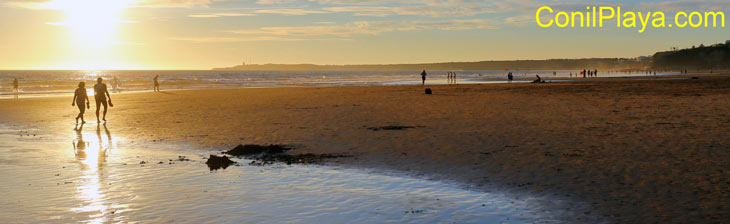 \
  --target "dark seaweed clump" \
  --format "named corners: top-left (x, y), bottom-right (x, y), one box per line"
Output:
top-left (225, 144), bottom-right (292, 156)
top-left (367, 125), bottom-right (422, 131)
top-left (249, 153), bottom-right (351, 166)
top-left (223, 144), bottom-right (349, 165)
top-left (206, 155), bottom-right (236, 170)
